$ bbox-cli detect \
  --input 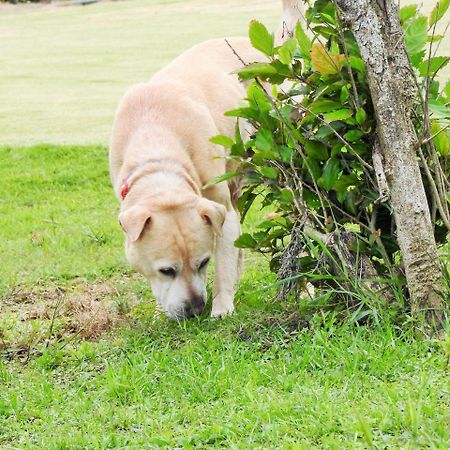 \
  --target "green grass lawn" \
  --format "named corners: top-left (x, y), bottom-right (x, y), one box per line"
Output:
top-left (0, 0), bottom-right (446, 147)
top-left (1, 0), bottom-right (449, 448)
top-left (0, 0), bottom-right (280, 147)
top-left (1, 145), bottom-right (449, 449)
